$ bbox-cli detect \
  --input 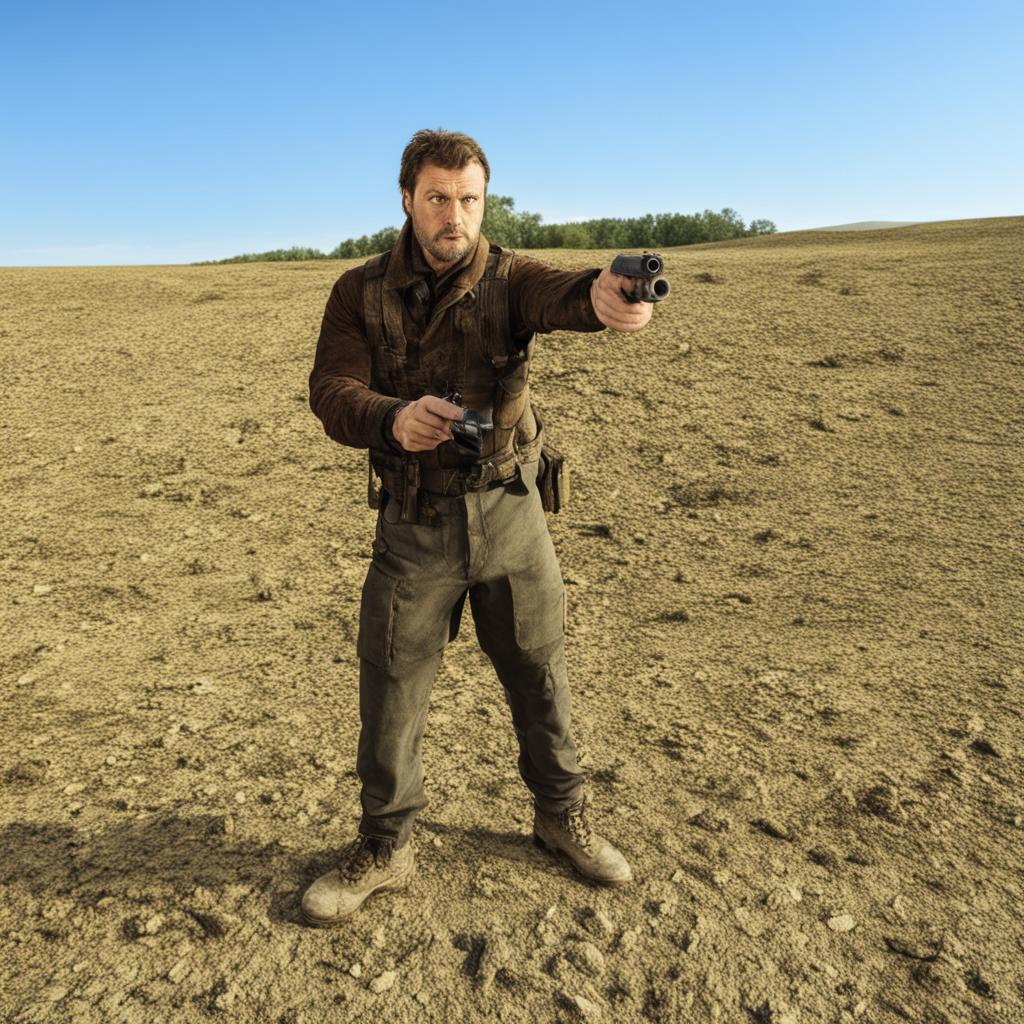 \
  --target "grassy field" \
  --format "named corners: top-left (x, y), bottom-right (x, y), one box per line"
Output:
top-left (1, 216), bottom-right (1021, 1023)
